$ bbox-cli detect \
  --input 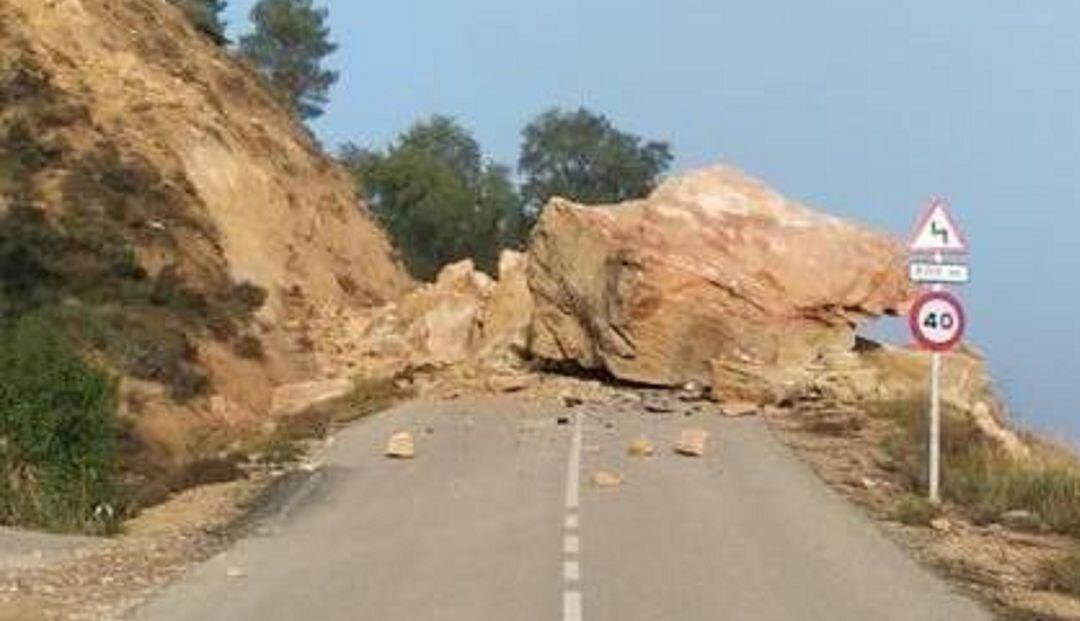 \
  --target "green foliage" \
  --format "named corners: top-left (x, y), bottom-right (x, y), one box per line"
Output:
top-left (239, 0), bottom-right (338, 120)
top-left (172, 0), bottom-right (229, 43)
top-left (342, 117), bottom-right (525, 279)
top-left (890, 494), bottom-right (940, 526)
top-left (518, 107), bottom-right (673, 211)
top-left (873, 396), bottom-right (1080, 536)
top-left (0, 313), bottom-right (122, 534)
